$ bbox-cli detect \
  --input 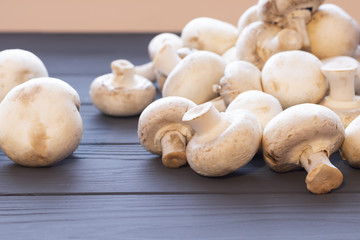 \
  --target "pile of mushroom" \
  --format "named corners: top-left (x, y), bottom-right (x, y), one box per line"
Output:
top-left (63, 0), bottom-right (360, 194)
